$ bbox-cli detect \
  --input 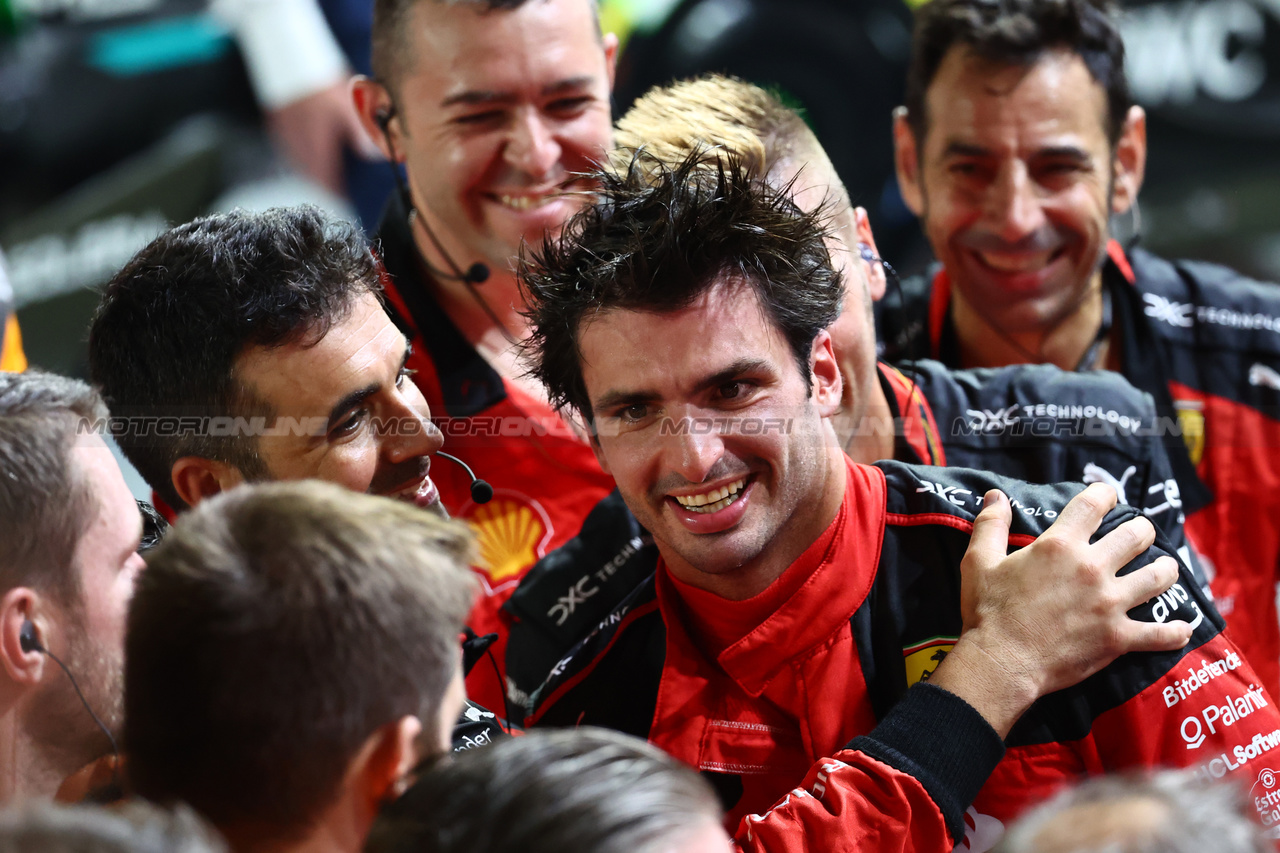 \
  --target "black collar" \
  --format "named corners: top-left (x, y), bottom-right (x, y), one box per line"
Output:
top-left (374, 194), bottom-right (508, 417)
top-left (1105, 255), bottom-right (1214, 514)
